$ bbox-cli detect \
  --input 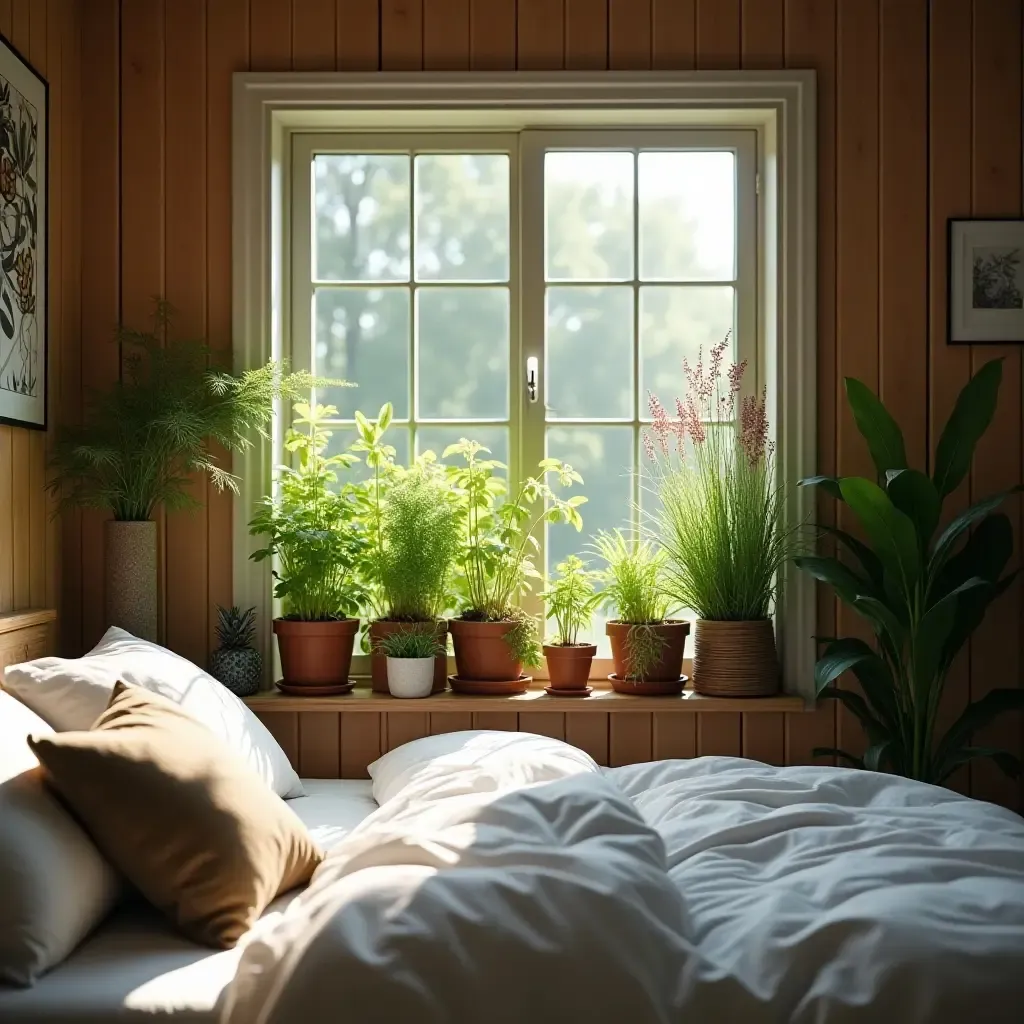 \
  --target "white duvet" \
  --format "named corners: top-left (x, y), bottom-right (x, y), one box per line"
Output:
top-left (223, 755), bottom-right (1024, 1023)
